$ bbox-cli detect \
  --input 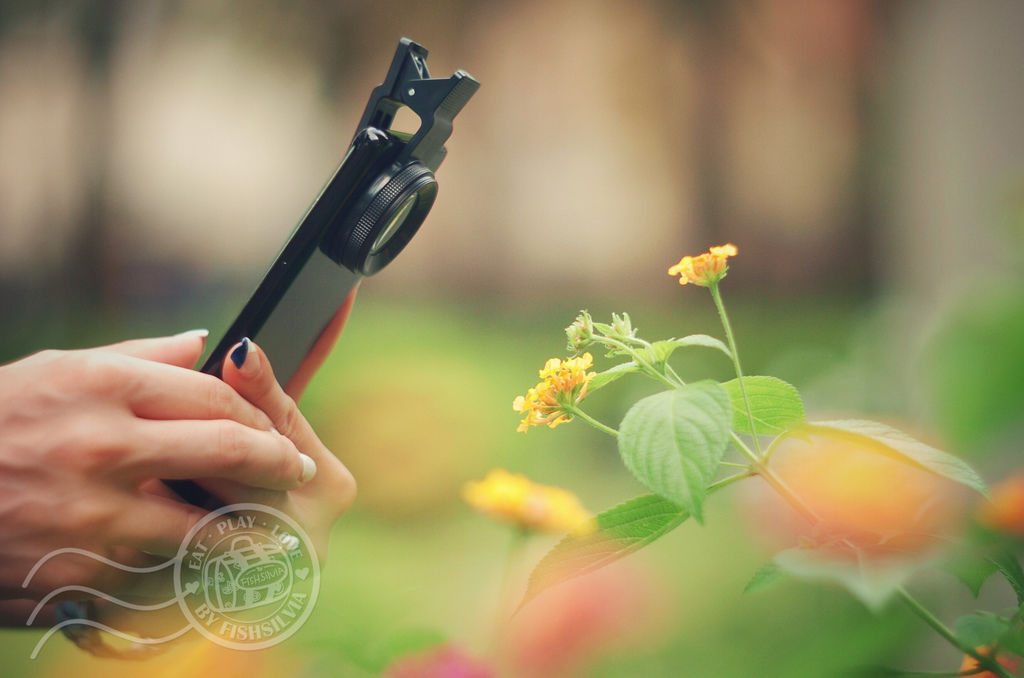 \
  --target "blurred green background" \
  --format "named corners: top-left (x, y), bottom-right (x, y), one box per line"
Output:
top-left (2, 1), bottom-right (1024, 676)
